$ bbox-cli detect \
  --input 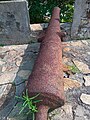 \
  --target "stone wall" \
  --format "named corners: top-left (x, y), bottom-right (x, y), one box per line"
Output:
top-left (71, 0), bottom-right (90, 39)
top-left (0, 0), bottom-right (31, 45)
